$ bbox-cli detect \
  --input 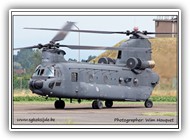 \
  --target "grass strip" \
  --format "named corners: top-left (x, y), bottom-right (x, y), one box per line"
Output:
top-left (13, 95), bottom-right (177, 102)
top-left (142, 112), bottom-right (177, 117)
